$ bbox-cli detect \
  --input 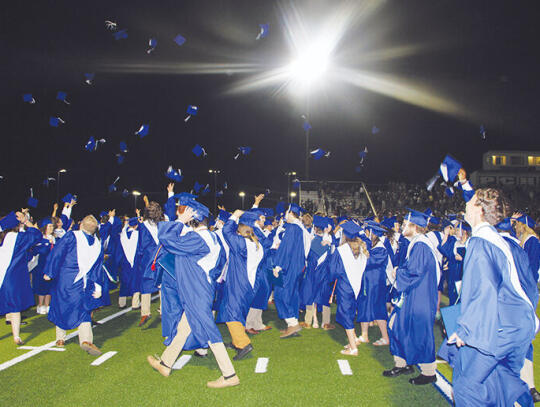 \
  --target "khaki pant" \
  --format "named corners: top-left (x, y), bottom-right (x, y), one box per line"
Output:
top-left (56, 322), bottom-right (93, 345)
top-left (322, 305), bottom-right (331, 326)
top-left (160, 313), bottom-right (235, 377)
top-left (245, 308), bottom-right (265, 330)
top-left (7, 312), bottom-right (21, 340)
top-left (226, 321), bottom-right (251, 349)
top-left (141, 293), bottom-right (151, 316)
top-left (132, 292), bottom-right (141, 308)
